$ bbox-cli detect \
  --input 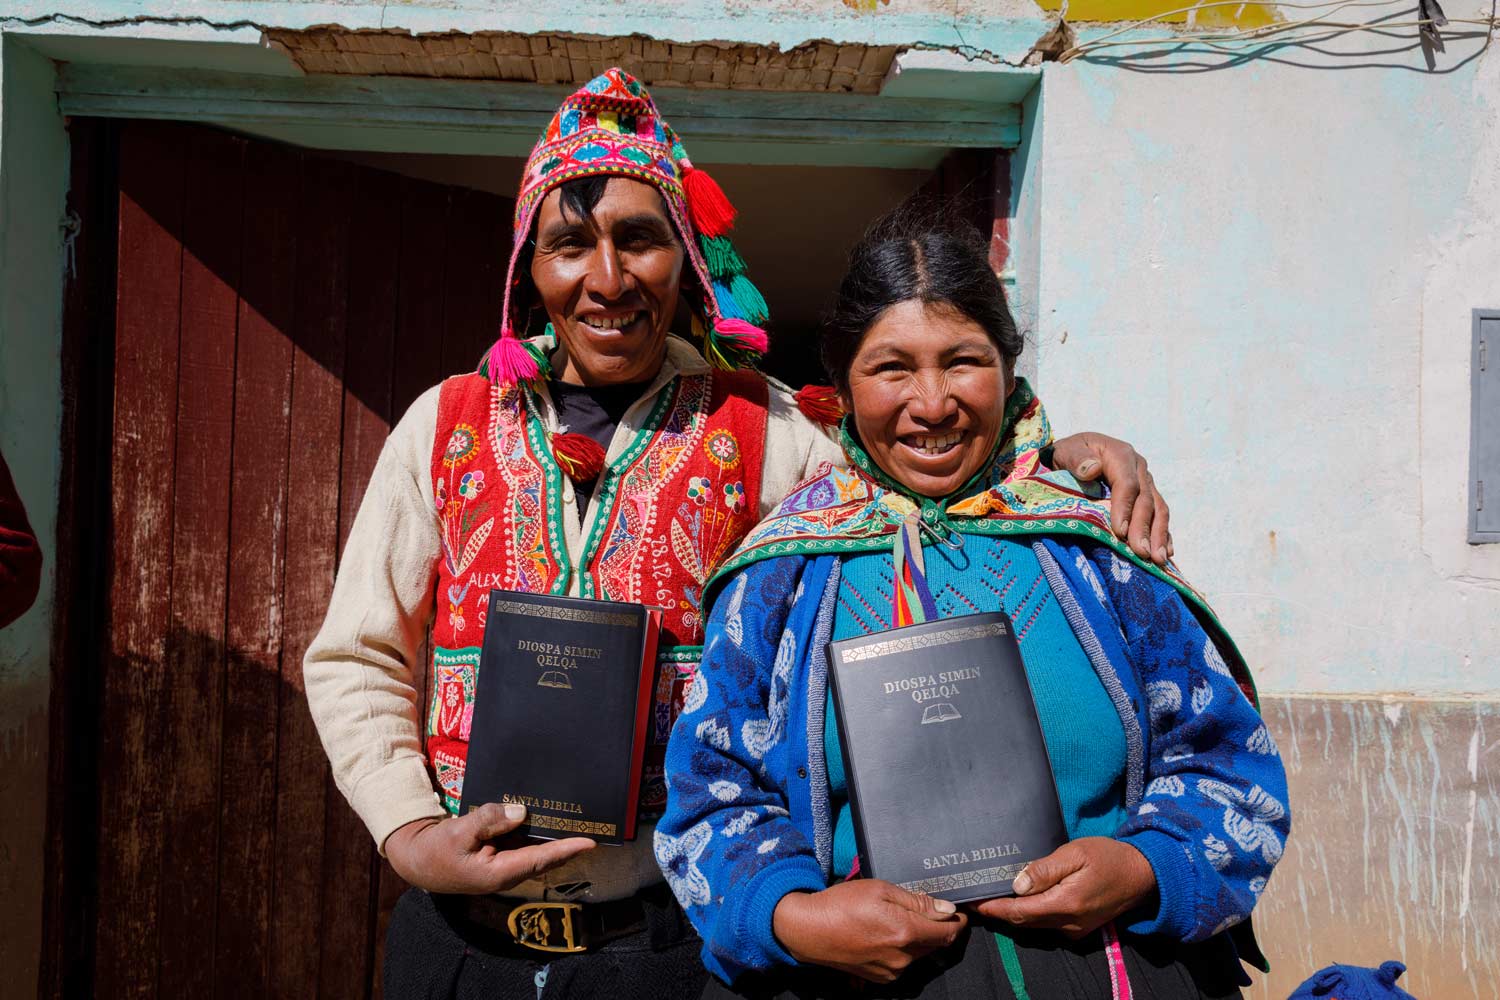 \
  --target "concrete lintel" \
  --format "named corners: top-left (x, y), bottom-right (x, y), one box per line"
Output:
top-left (4, 1), bottom-right (1052, 65)
top-left (882, 49), bottom-right (1041, 104)
top-left (56, 63), bottom-right (1023, 162)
